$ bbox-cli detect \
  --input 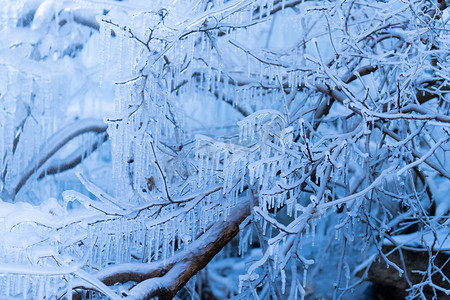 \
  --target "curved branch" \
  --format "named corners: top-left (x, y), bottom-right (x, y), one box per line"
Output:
top-left (39, 132), bottom-right (108, 179)
top-left (11, 119), bottom-right (107, 201)
top-left (96, 196), bottom-right (252, 299)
